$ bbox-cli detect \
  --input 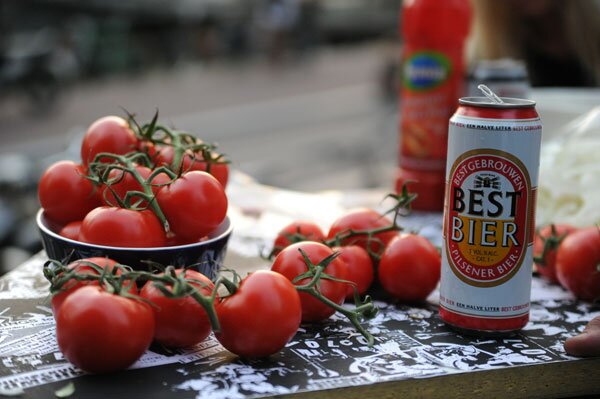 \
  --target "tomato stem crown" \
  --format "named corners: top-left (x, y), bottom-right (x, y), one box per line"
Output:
top-left (293, 248), bottom-right (378, 346)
